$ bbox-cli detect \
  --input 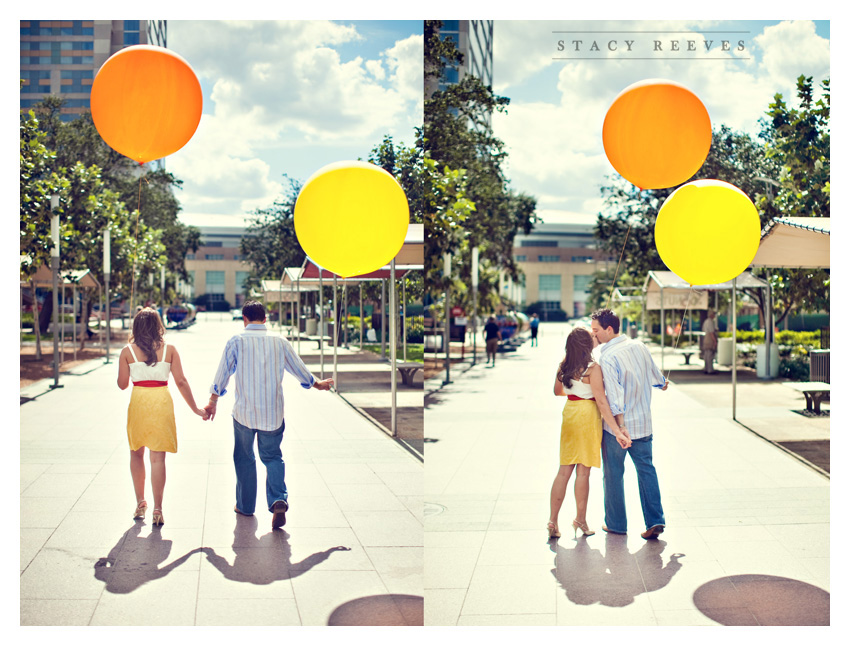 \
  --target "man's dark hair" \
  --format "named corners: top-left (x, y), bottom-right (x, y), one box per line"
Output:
top-left (591, 308), bottom-right (620, 334)
top-left (242, 300), bottom-right (266, 322)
